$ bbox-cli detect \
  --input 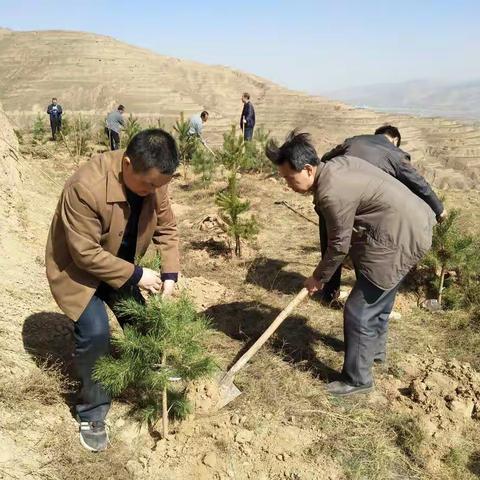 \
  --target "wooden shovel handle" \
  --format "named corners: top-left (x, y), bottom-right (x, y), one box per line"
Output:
top-left (226, 288), bottom-right (309, 377)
